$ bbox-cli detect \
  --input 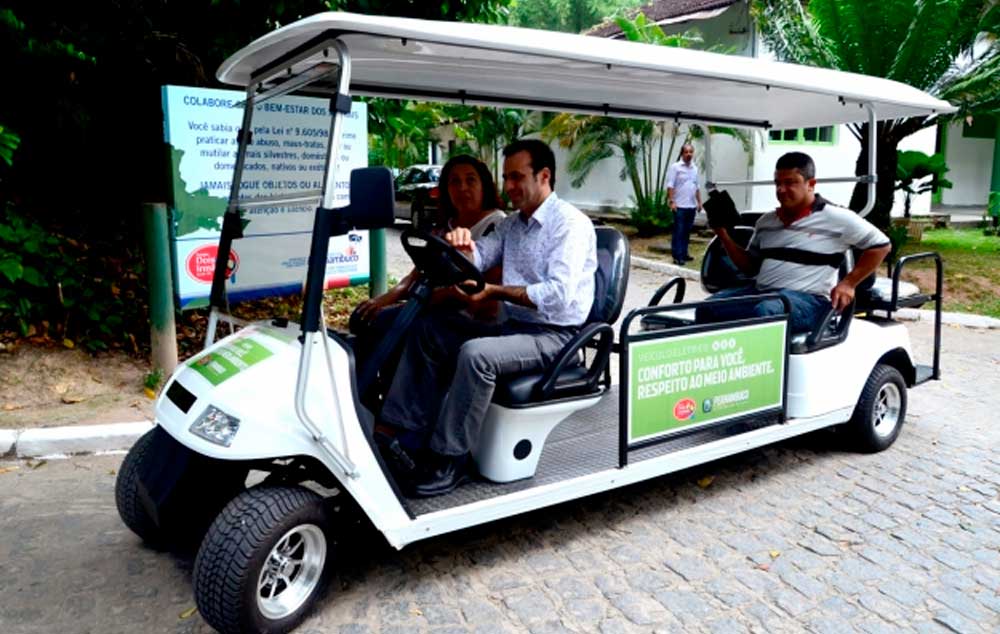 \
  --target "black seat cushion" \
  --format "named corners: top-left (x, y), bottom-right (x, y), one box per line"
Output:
top-left (493, 364), bottom-right (590, 406)
top-left (493, 225), bottom-right (629, 406)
